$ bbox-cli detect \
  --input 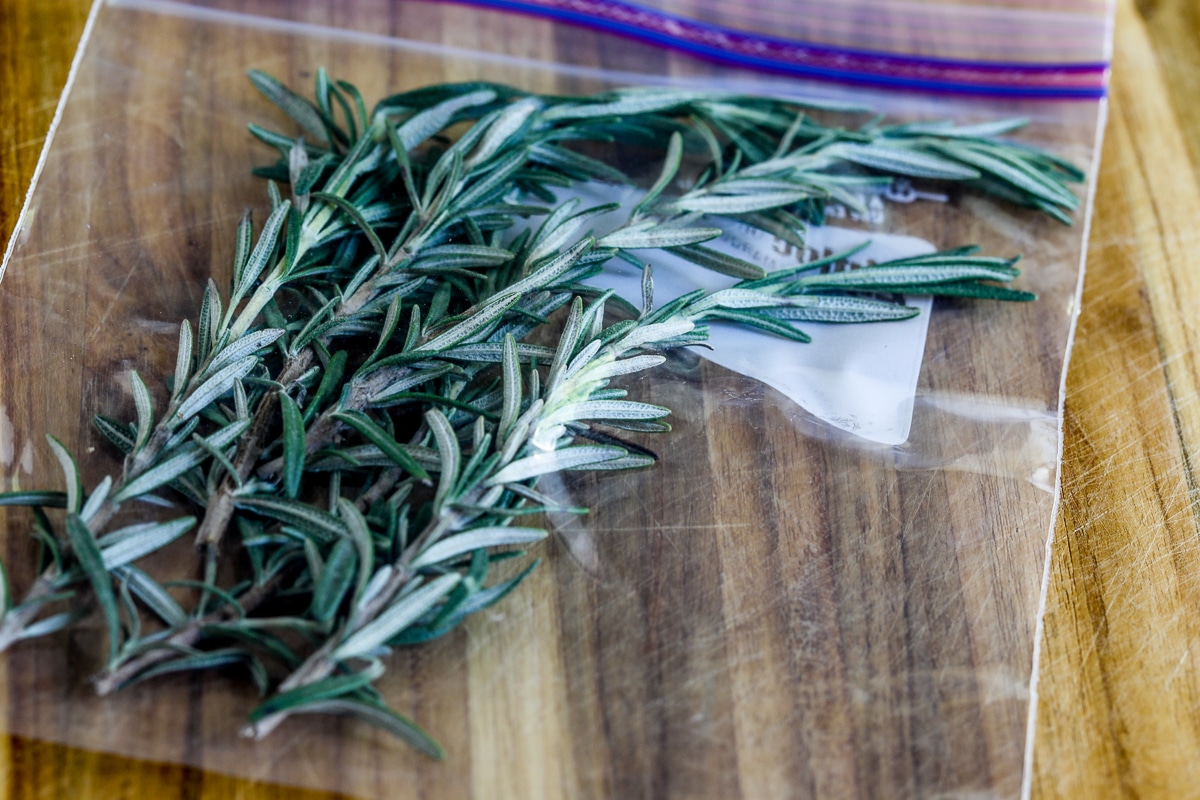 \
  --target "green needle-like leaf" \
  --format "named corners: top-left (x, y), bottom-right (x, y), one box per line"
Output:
top-left (45, 435), bottom-right (82, 514)
top-left (279, 392), bottom-right (306, 499)
top-left (334, 573), bottom-right (461, 660)
top-left (410, 526), bottom-right (546, 569)
top-left (64, 513), bottom-right (121, 663)
top-left (332, 411), bottom-right (431, 482)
